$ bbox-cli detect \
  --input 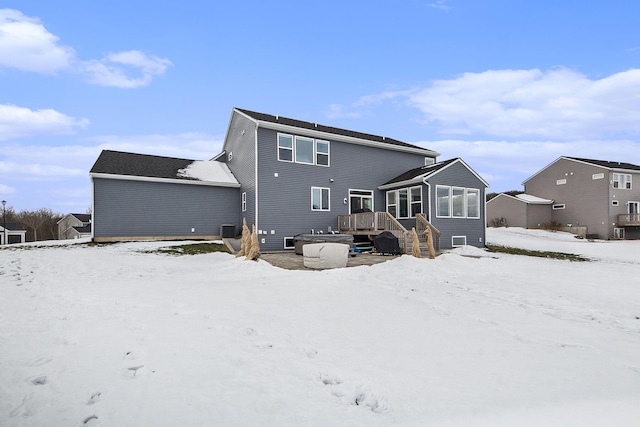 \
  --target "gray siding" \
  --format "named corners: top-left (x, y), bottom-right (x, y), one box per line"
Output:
top-left (93, 178), bottom-right (240, 238)
top-left (426, 161), bottom-right (487, 248)
top-left (254, 127), bottom-right (428, 250)
top-left (486, 195), bottom-right (527, 228)
top-left (528, 204), bottom-right (552, 228)
top-left (223, 112), bottom-right (258, 226)
top-left (525, 158), bottom-right (610, 238)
